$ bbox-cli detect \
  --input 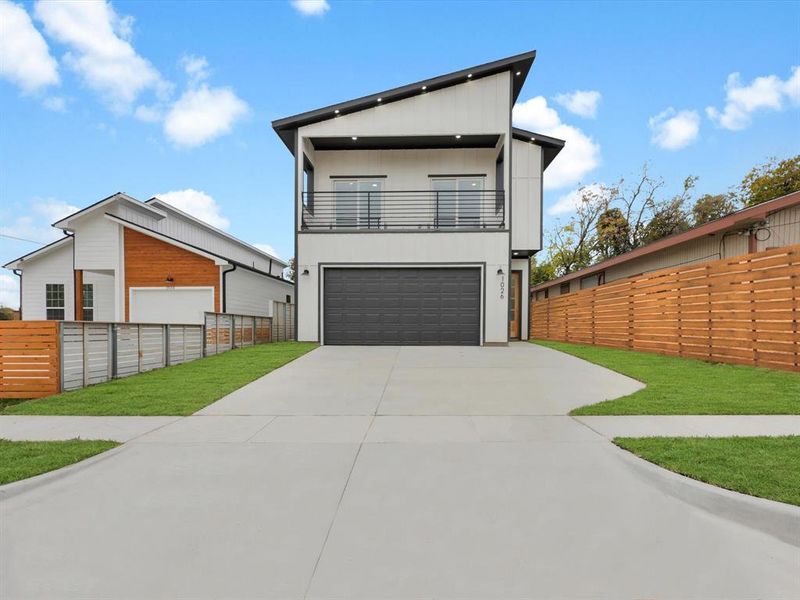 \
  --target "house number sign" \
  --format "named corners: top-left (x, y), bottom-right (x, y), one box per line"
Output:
top-left (499, 273), bottom-right (505, 300)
